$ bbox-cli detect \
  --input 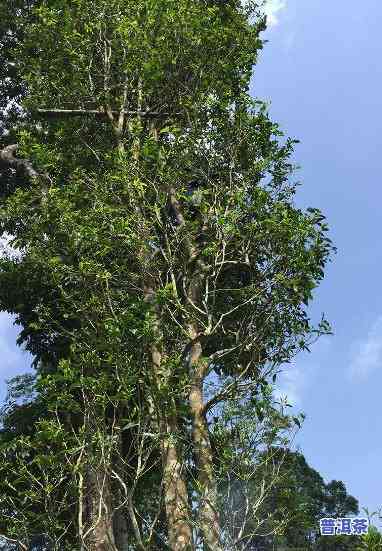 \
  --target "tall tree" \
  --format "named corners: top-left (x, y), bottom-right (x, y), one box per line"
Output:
top-left (0, 1), bottom-right (334, 549)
